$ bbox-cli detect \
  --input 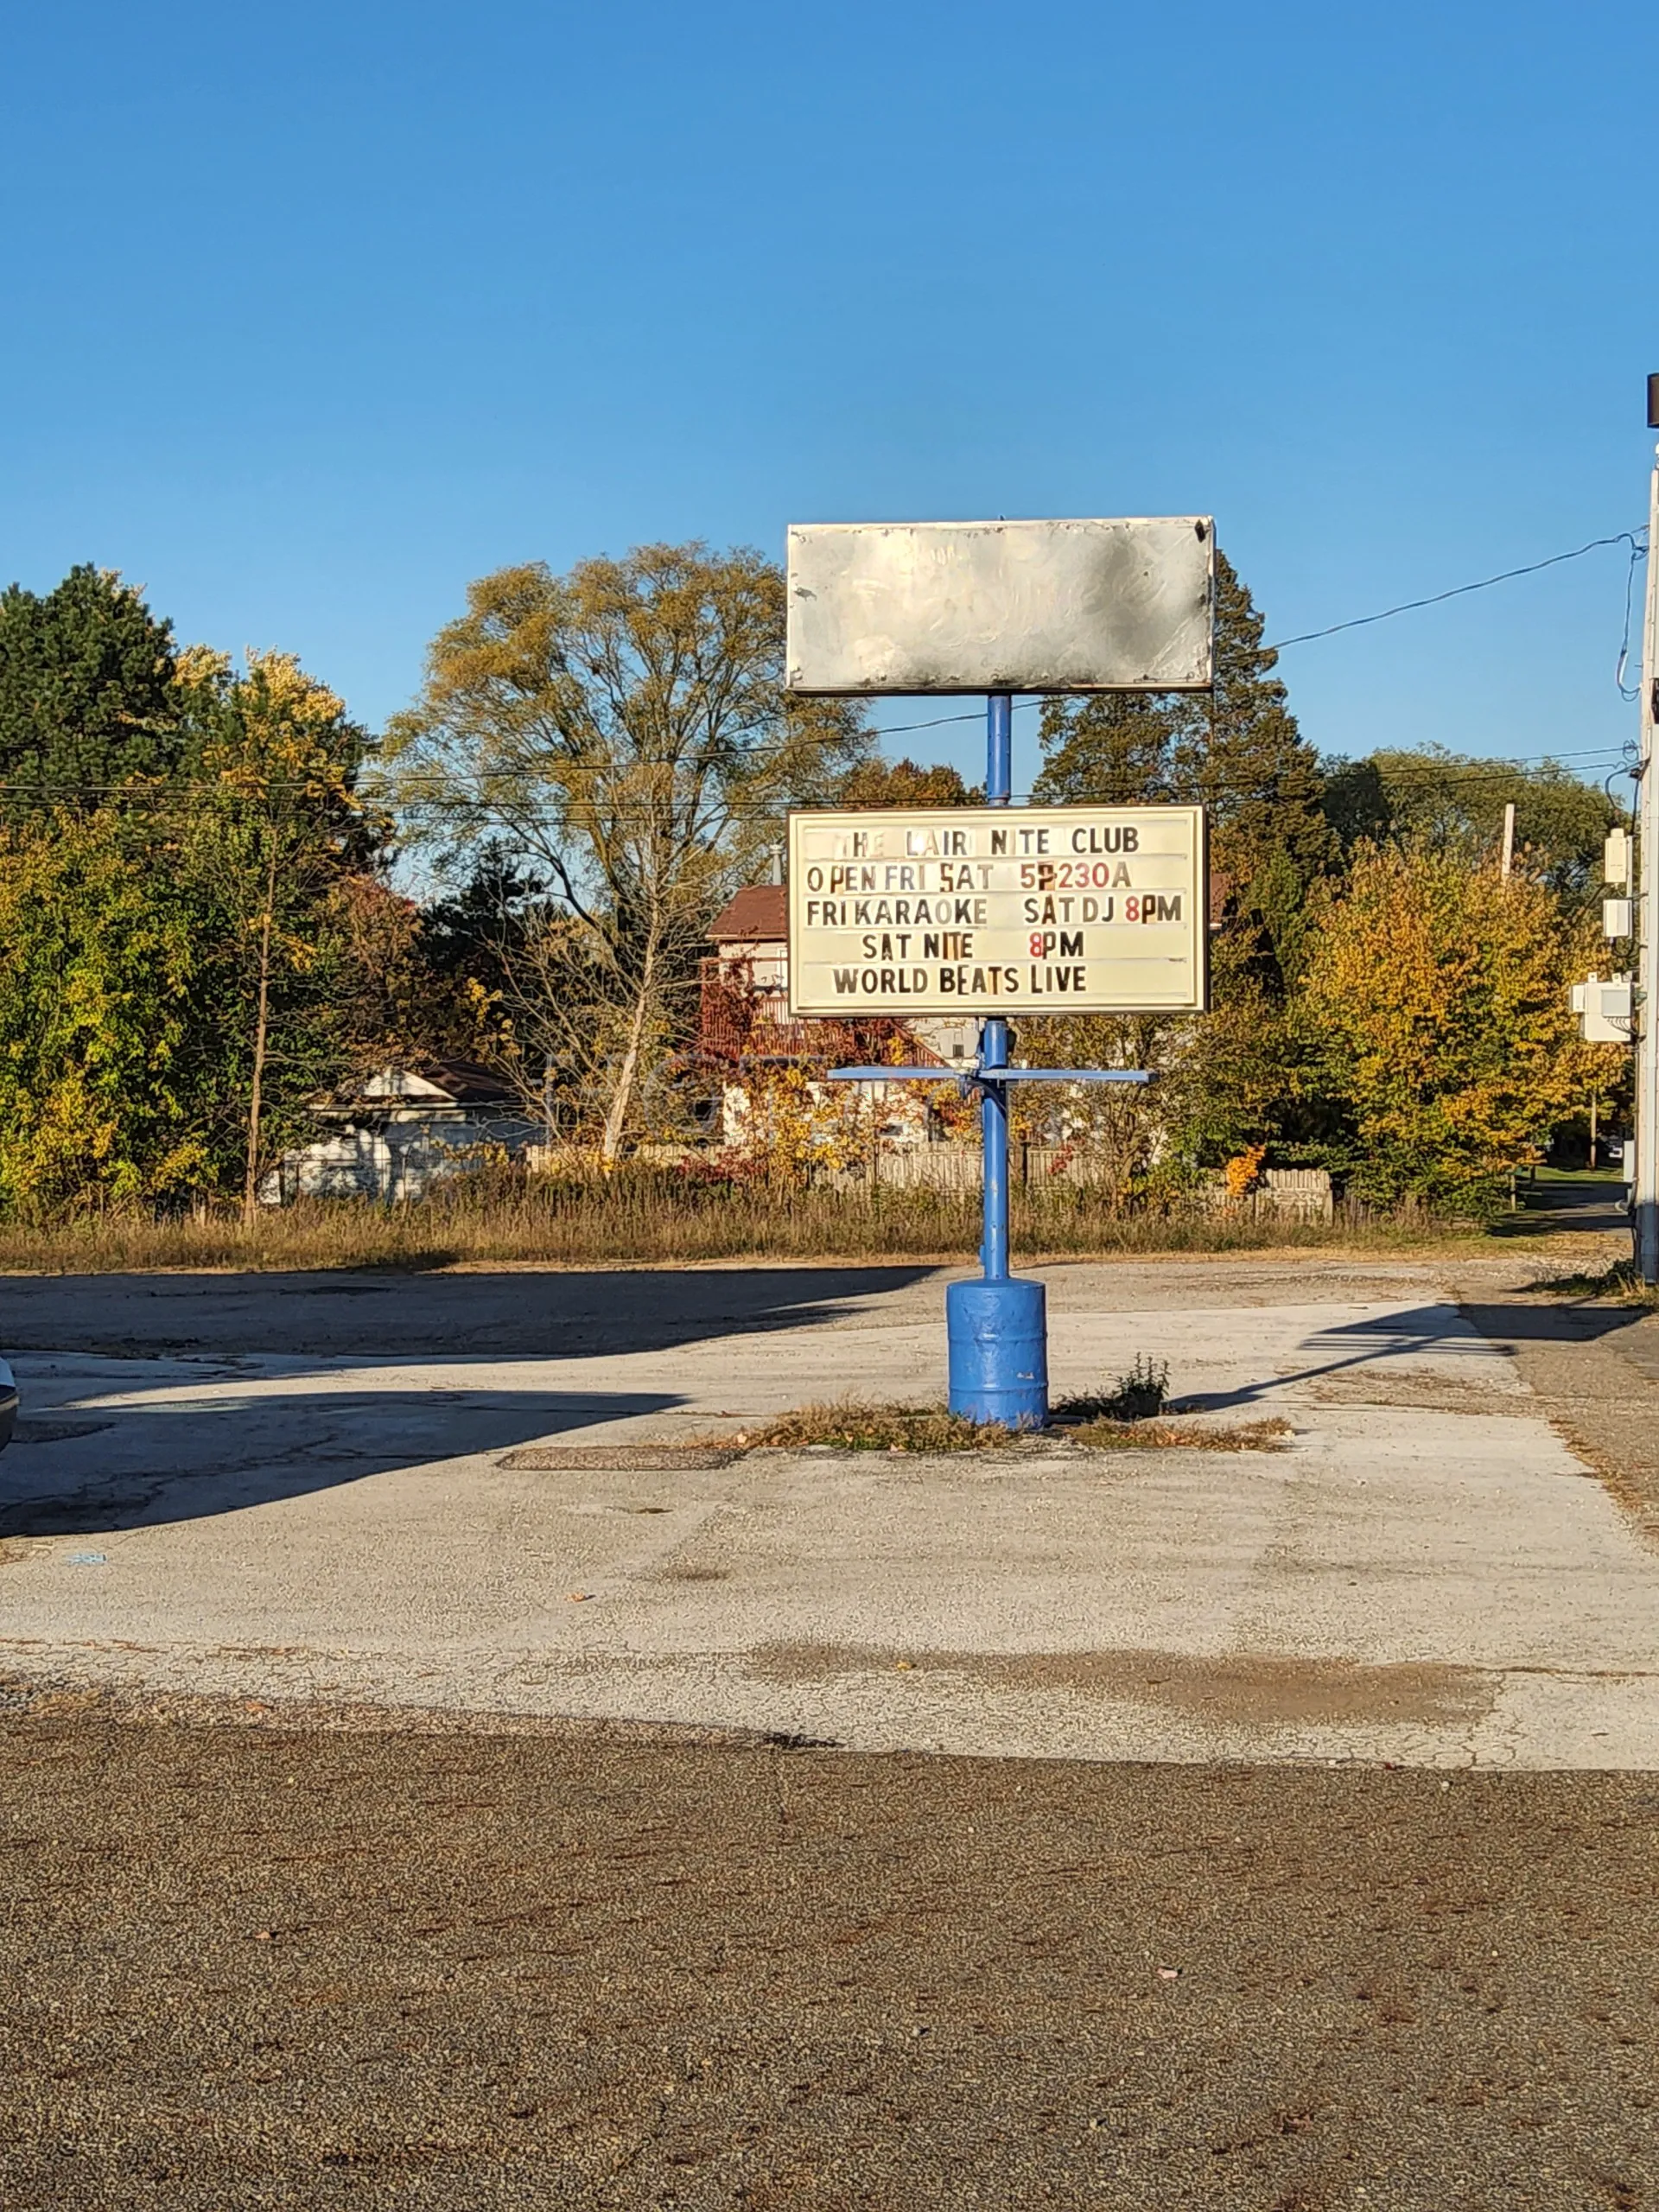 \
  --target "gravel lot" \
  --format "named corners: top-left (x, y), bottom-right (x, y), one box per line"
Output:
top-left (4, 1250), bottom-right (1657, 2206)
top-left (3, 1713), bottom-right (1656, 2211)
